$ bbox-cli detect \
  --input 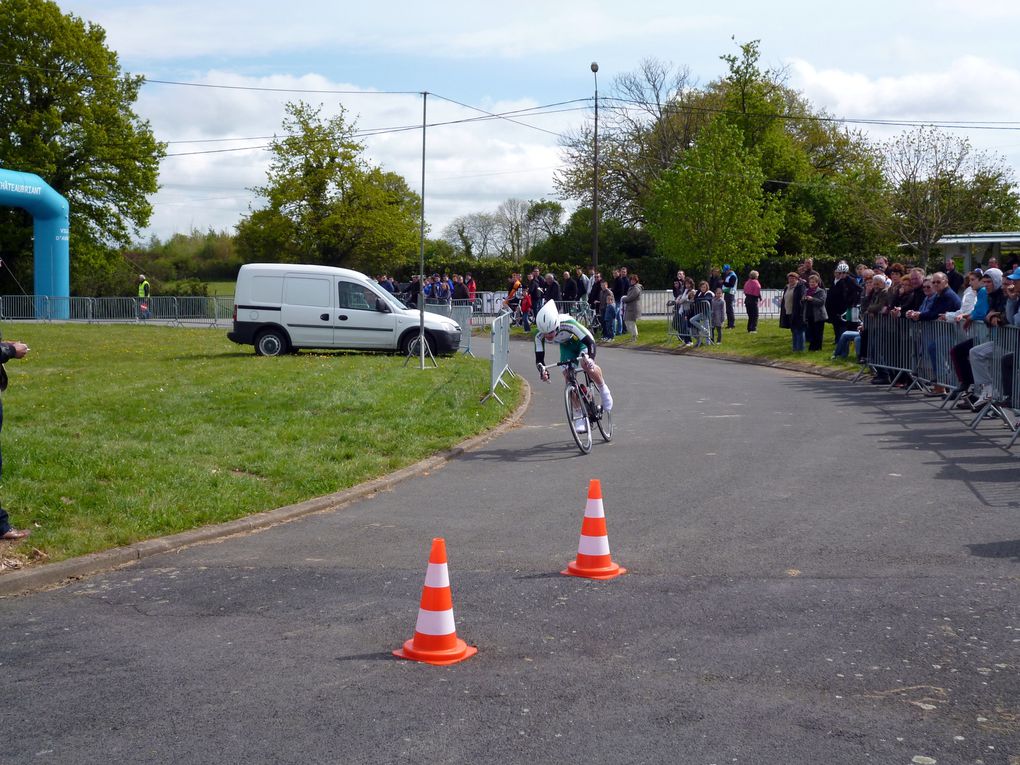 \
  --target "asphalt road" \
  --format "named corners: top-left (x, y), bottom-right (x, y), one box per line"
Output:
top-left (1, 343), bottom-right (1018, 765)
